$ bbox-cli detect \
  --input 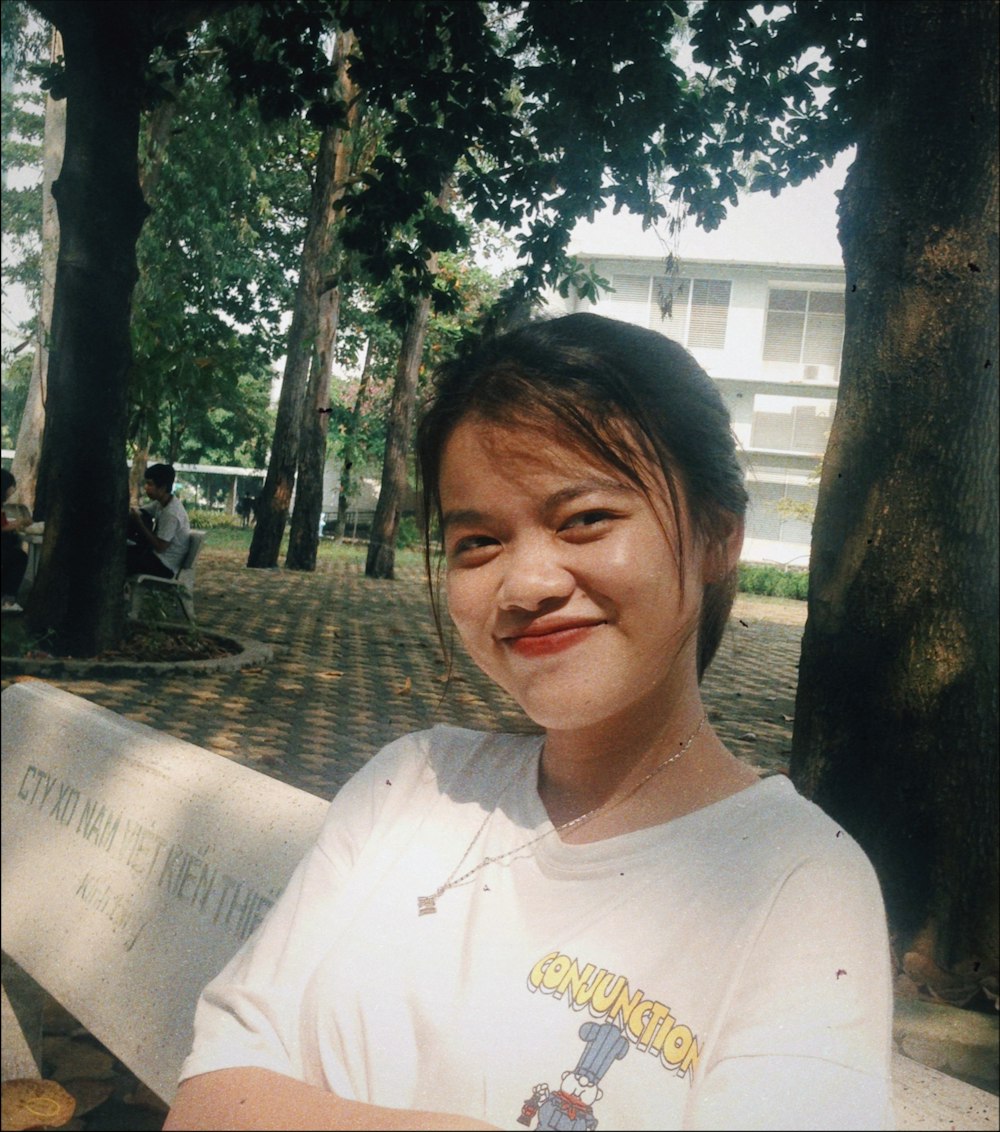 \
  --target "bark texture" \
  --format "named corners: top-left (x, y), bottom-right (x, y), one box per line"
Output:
top-left (246, 117), bottom-right (340, 568)
top-left (10, 29), bottom-right (64, 515)
top-left (333, 337), bottom-right (374, 540)
top-left (25, 9), bottom-right (152, 653)
top-left (24, 1), bottom-right (238, 654)
top-left (365, 293), bottom-right (432, 579)
top-left (791, 1), bottom-right (999, 1004)
top-left (285, 281), bottom-right (341, 570)
top-left (285, 32), bottom-right (358, 571)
